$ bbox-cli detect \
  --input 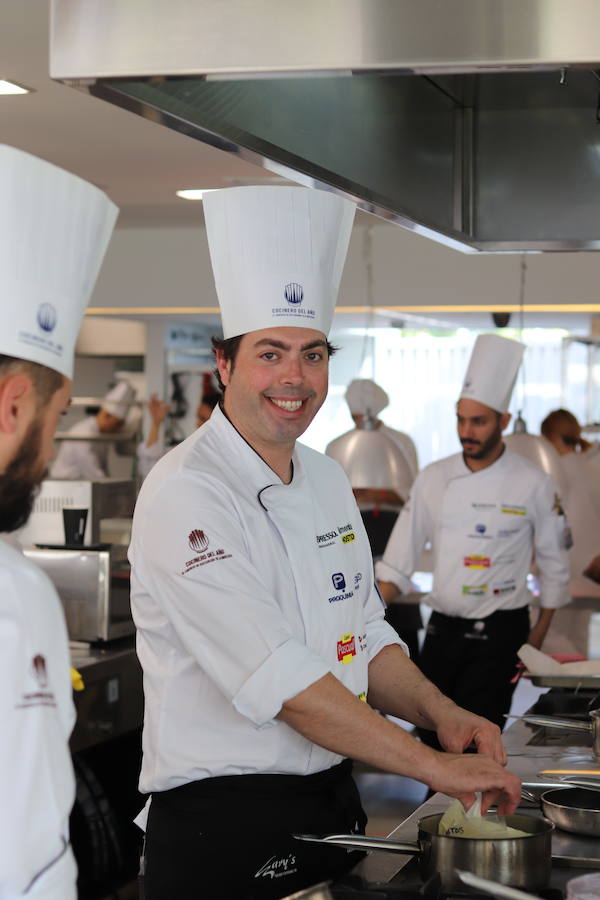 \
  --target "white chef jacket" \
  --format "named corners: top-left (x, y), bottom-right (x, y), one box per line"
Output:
top-left (129, 405), bottom-right (403, 794)
top-left (135, 439), bottom-right (164, 482)
top-left (379, 424), bottom-right (419, 481)
top-left (50, 416), bottom-right (107, 480)
top-left (561, 452), bottom-right (600, 599)
top-left (0, 539), bottom-right (76, 899)
top-left (376, 448), bottom-right (570, 619)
